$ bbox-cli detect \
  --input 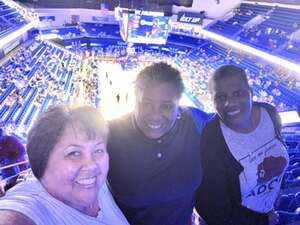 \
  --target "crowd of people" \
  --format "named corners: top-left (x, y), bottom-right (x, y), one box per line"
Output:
top-left (0, 62), bottom-right (298, 225)
top-left (0, 0), bottom-right (300, 222)
top-left (85, 38), bottom-right (300, 114)
top-left (0, 12), bottom-right (299, 224)
top-left (0, 40), bottom-right (82, 135)
top-left (1, 35), bottom-right (299, 137)
top-left (33, 10), bottom-right (300, 113)
top-left (0, 1), bottom-right (29, 36)
top-left (208, 3), bottom-right (300, 63)
top-left (173, 42), bottom-right (300, 112)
